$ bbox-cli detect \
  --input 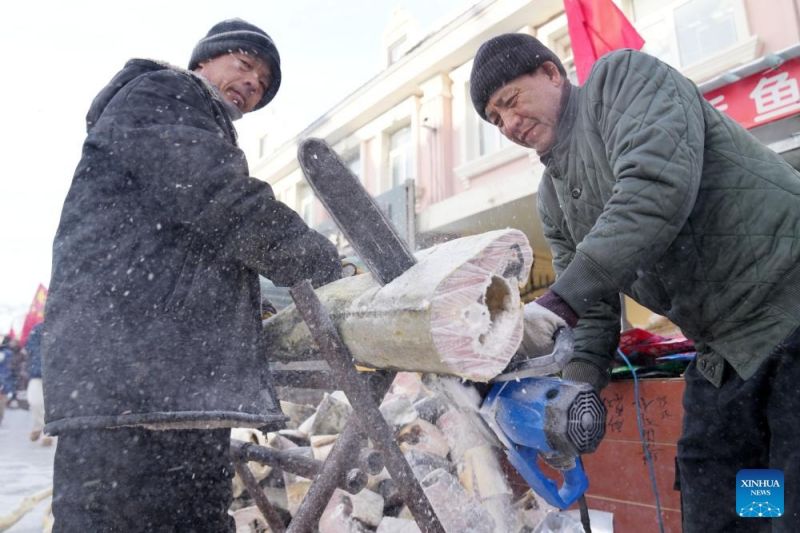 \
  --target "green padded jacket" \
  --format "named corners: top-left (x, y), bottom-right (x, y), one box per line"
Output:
top-left (538, 50), bottom-right (800, 387)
